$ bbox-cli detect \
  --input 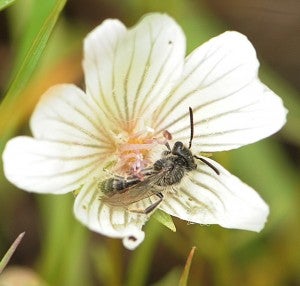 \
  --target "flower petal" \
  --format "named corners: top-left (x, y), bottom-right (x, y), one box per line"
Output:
top-left (2, 136), bottom-right (106, 194)
top-left (74, 179), bottom-right (148, 250)
top-left (83, 13), bottom-right (186, 131)
top-left (30, 84), bottom-right (113, 149)
top-left (159, 157), bottom-right (269, 232)
top-left (153, 31), bottom-right (287, 151)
